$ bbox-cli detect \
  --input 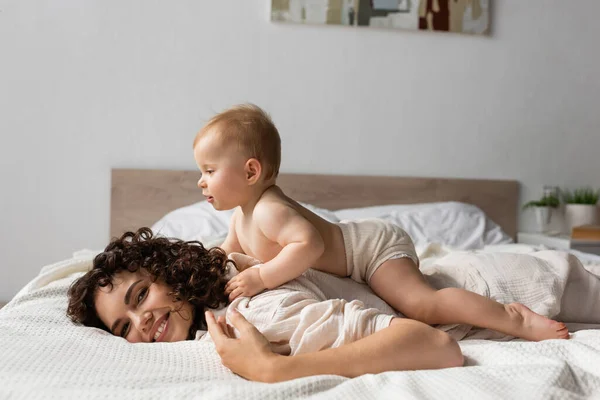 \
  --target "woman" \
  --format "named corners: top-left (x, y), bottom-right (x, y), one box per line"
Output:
top-left (67, 228), bottom-right (463, 382)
